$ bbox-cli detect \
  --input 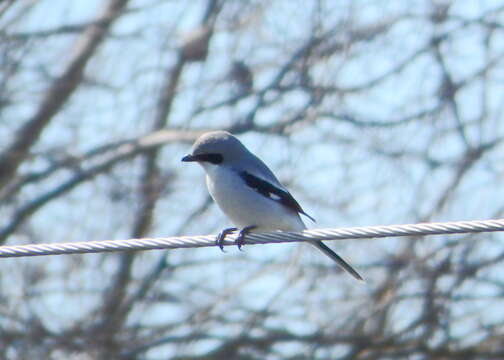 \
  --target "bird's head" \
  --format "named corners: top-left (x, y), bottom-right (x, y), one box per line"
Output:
top-left (181, 131), bottom-right (247, 168)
